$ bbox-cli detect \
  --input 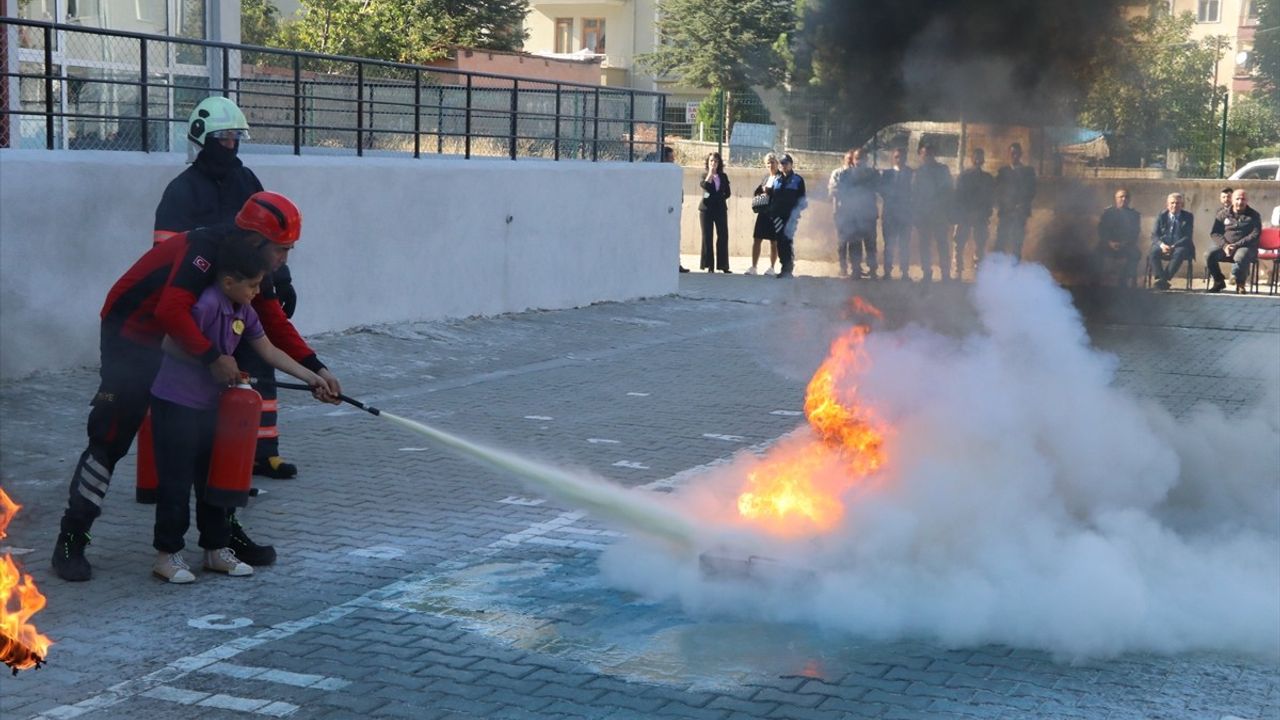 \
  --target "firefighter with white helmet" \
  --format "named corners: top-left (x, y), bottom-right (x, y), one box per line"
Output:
top-left (154, 96), bottom-right (302, 482)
